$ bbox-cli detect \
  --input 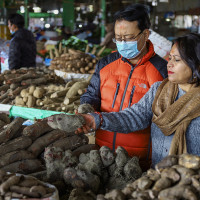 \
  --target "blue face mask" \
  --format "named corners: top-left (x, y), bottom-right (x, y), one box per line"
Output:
top-left (87, 32), bottom-right (92, 37)
top-left (116, 40), bottom-right (140, 59)
top-left (10, 30), bottom-right (15, 35)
